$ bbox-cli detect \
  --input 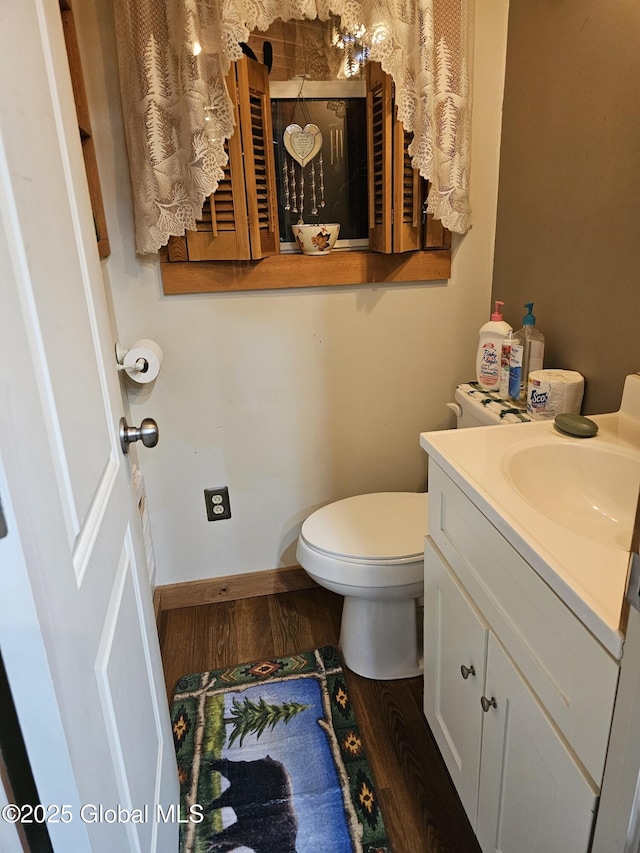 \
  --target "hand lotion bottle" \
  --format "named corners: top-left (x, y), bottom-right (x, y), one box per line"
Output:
top-left (476, 301), bottom-right (512, 391)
